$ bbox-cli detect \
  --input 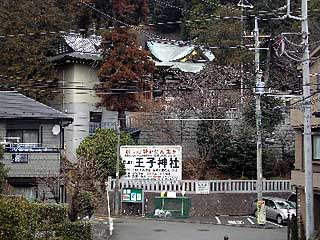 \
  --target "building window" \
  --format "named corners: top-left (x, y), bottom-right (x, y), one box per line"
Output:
top-left (12, 153), bottom-right (29, 163)
top-left (7, 129), bottom-right (39, 143)
top-left (312, 135), bottom-right (320, 160)
top-left (89, 112), bottom-right (102, 135)
top-left (90, 112), bottom-right (102, 123)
